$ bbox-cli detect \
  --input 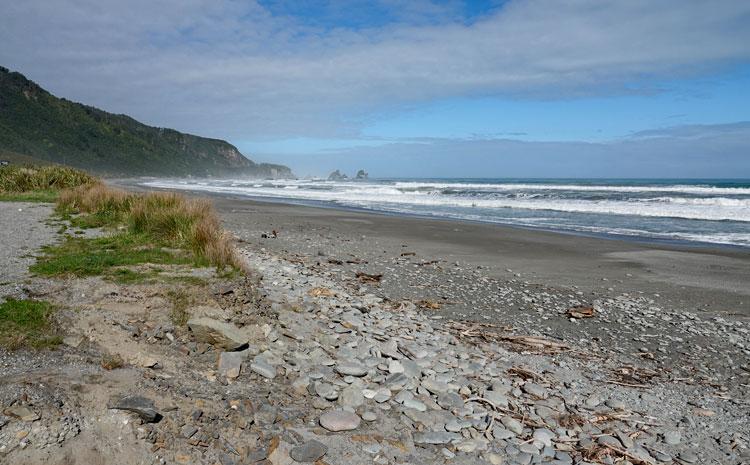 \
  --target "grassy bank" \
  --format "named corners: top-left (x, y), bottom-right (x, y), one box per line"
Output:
top-left (0, 164), bottom-right (95, 202)
top-left (2, 166), bottom-right (243, 349)
top-left (34, 183), bottom-right (242, 280)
